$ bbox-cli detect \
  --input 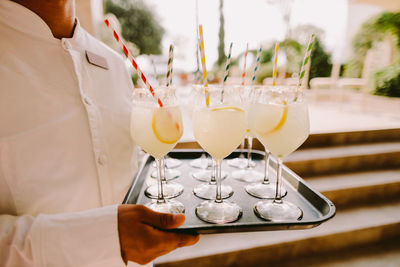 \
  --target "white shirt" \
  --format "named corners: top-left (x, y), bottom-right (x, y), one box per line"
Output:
top-left (0, 1), bottom-right (142, 266)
